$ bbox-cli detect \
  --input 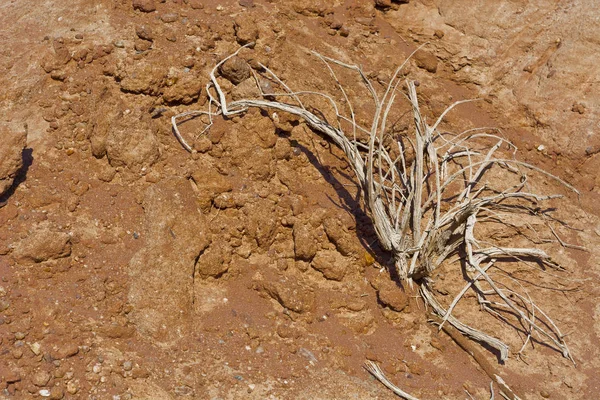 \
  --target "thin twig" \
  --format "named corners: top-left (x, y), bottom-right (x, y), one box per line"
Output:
top-left (364, 361), bottom-right (420, 400)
